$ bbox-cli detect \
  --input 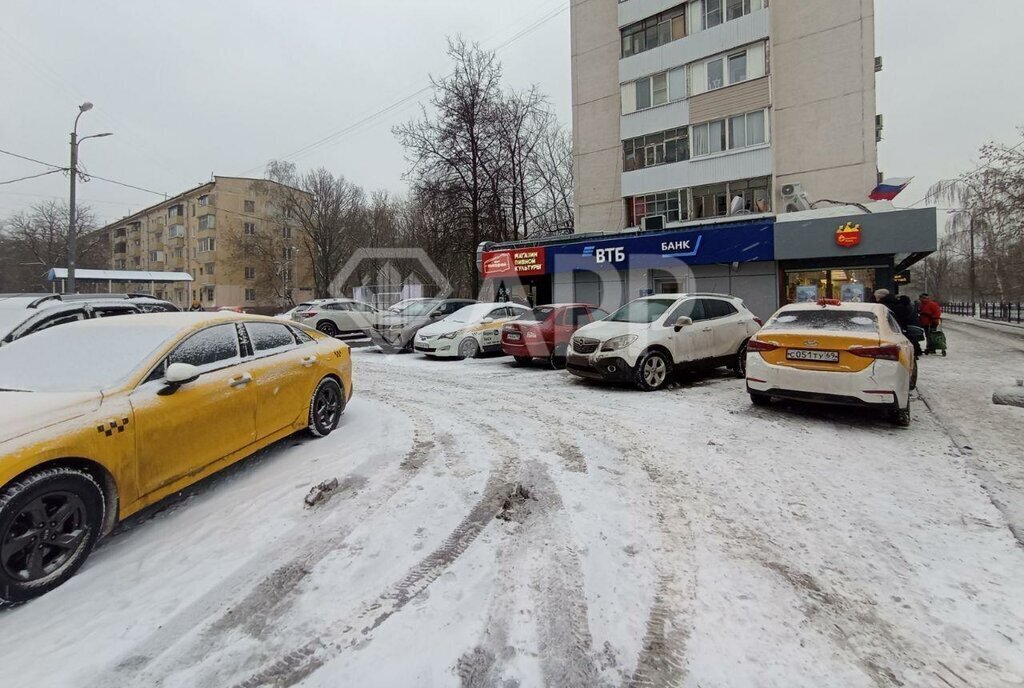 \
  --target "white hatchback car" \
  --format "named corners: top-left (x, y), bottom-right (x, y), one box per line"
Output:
top-left (567, 293), bottom-right (762, 391)
top-left (414, 302), bottom-right (530, 359)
